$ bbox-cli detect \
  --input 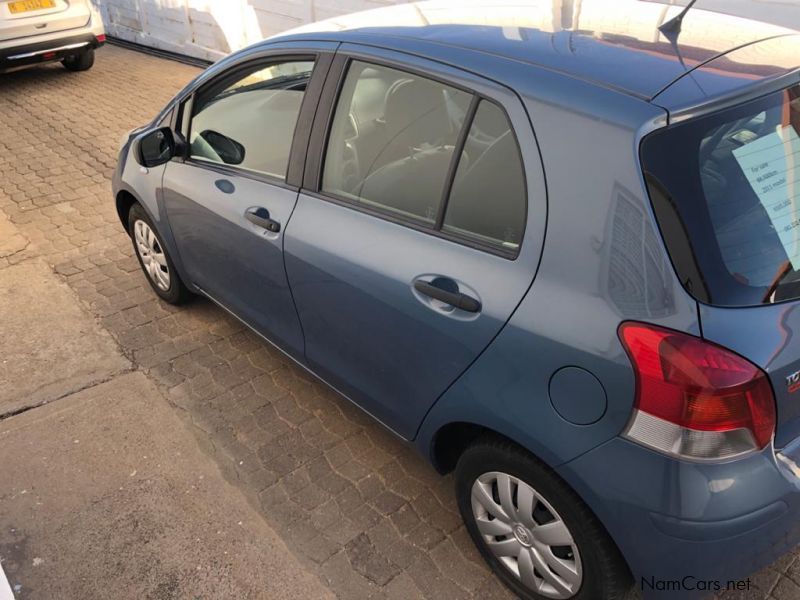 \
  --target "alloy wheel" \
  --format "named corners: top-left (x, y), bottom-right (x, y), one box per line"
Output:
top-left (471, 471), bottom-right (583, 599)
